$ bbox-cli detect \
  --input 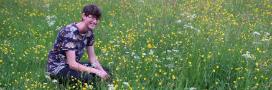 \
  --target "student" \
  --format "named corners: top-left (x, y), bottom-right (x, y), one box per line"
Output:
top-left (46, 4), bottom-right (110, 86)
